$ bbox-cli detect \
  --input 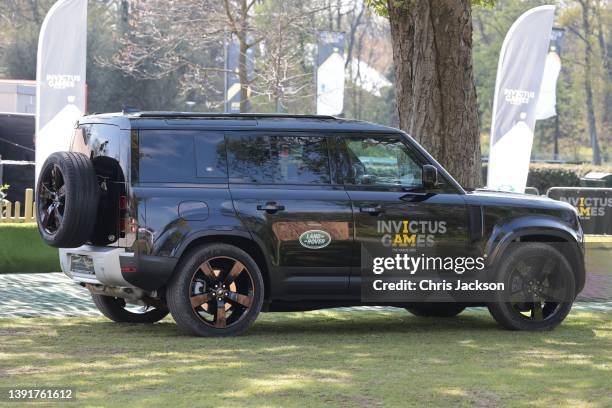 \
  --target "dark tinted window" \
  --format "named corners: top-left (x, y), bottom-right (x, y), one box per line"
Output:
top-left (341, 135), bottom-right (422, 188)
top-left (139, 130), bottom-right (227, 183)
top-left (226, 133), bottom-right (330, 184)
top-left (195, 132), bottom-right (227, 178)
